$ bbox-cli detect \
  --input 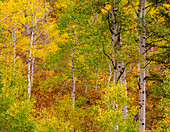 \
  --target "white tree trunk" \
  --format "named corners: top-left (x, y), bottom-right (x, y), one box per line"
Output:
top-left (102, 2), bottom-right (128, 130)
top-left (72, 18), bottom-right (78, 110)
top-left (27, 15), bottom-right (38, 99)
top-left (138, 0), bottom-right (146, 131)
top-left (118, 61), bottom-right (127, 119)
top-left (95, 70), bottom-right (98, 91)
top-left (118, 24), bottom-right (128, 120)
top-left (71, 18), bottom-right (78, 132)
top-left (107, 62), bottom-right (112, 89)
top-left (31, 35), bottom-right (37, 86)
top-left (84, 83), bottom-right (88, 97)
top-left (112, 29), bottom-right (117, 86)
top-left (71, 64), bottom-right (75, 110)
top-left (13, 22), bottom-right (16, 74)
top-left (121, 62), bottom-right (127, 120)
top-left (27, 27), bottom-right (34, 99)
